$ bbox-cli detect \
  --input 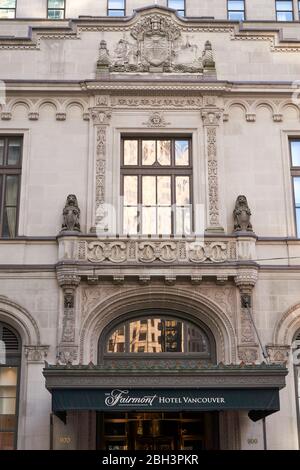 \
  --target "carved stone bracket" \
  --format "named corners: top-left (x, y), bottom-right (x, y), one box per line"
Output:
top-left (201, 107), bottom-right (224, 233)
top-left (24, 345), bottom-right (49, 363)
top-left (90, 107), bottom-right (112, 233)
top-left (235, 269), bottom-right (259, 363)
top-left (57, 270), bottom-right (81, 364)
